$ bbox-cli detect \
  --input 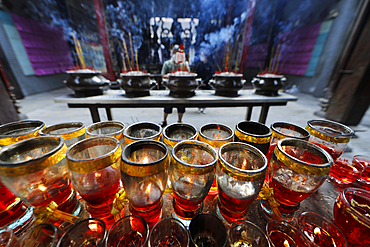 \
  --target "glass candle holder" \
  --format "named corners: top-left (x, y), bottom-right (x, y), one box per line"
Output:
top-left (297, 211), bottom-right (348, 247)
top-left (198, 123), bottom-right (233, 196)
top-left (66, 137), bottom-right (122, 229)
top-left (163, 123), bottom-right (198, 149)
top-left (0, 120), bottom-right (45, 147)
top-left (0, 227), bottom-right (18, 247)
top-left (39, 122), bottom-right (86, 147)
top-left (353, 155), bottom-right (370, 190)
top-left (306, 120), bottom-right (354, 161)
top-left (170, 140), bottom-right (217, 225)
top-left (86, 120), bottom-right (125, 146)
top-left (266, 122), bottom-right (310, 162)
top-left (148, 218), bottom-right (189, 247)
top-left (234, 120), bottom-right (272, 155)
top-left (188, 213), bottom-right (227, 247)
top-left (0, 136), bottom-right (81, 228)
top-left (121, 140), bottom-right (169, 228)
top-left (333, 188), bottom-right (370, 246)
top-left (329, 156), bottom-right (364, 186)
top-left (266, 219), bottom-right (309, 247)
top-left (260, 138), bottom-right (333, 221)
top-left (124, 121), bottom-right (162, 145)
top-left (106, 215), bottom-right (149, 247)
top-left (56, 218), bottom-right (107, 247)
top-left (229, 220), bottom-right (271, 247)
top-left (15, 223), bottom-right (64, 247)
top-left (217, 142), bottom-right (267, 224)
